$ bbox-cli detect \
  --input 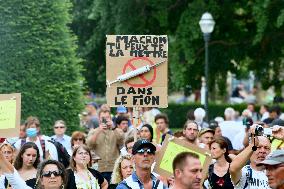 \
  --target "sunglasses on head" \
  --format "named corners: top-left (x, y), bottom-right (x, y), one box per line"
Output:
top-left (41, 170), bottom-right (62, 178)
top-left (136, 148), bottom-right (155, 155)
